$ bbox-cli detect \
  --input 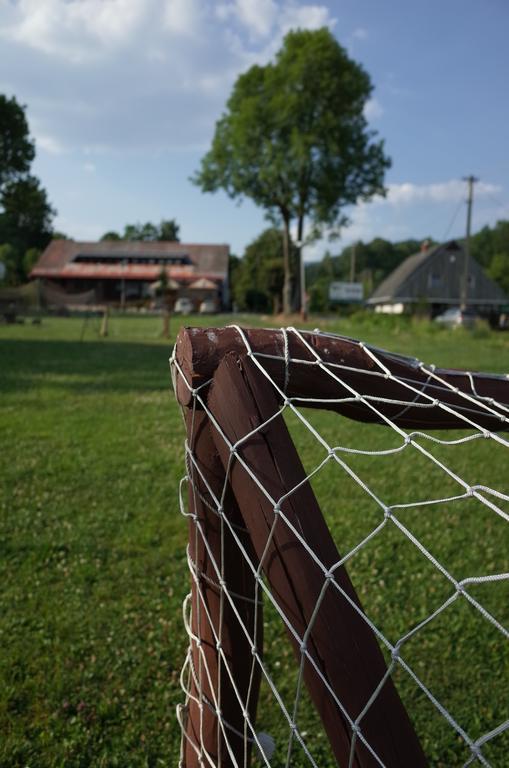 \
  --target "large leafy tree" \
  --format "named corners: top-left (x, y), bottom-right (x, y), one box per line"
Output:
top-left (194, 27), bottom-right (390, 313)
top-left (0, 95), bottom-right (35, 188)
top-left (0, 176), bottom-right (54, 251)
top-left (0, 95), bottom-right (55, 283)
